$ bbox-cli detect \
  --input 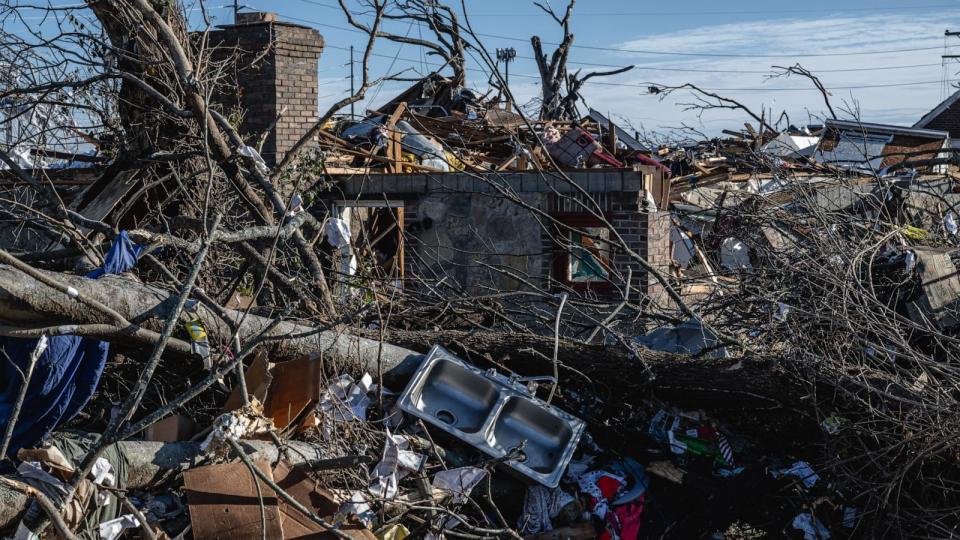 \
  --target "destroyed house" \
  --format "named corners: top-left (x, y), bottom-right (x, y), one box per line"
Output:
top-left (189, 14), bottom-right (676, 302)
